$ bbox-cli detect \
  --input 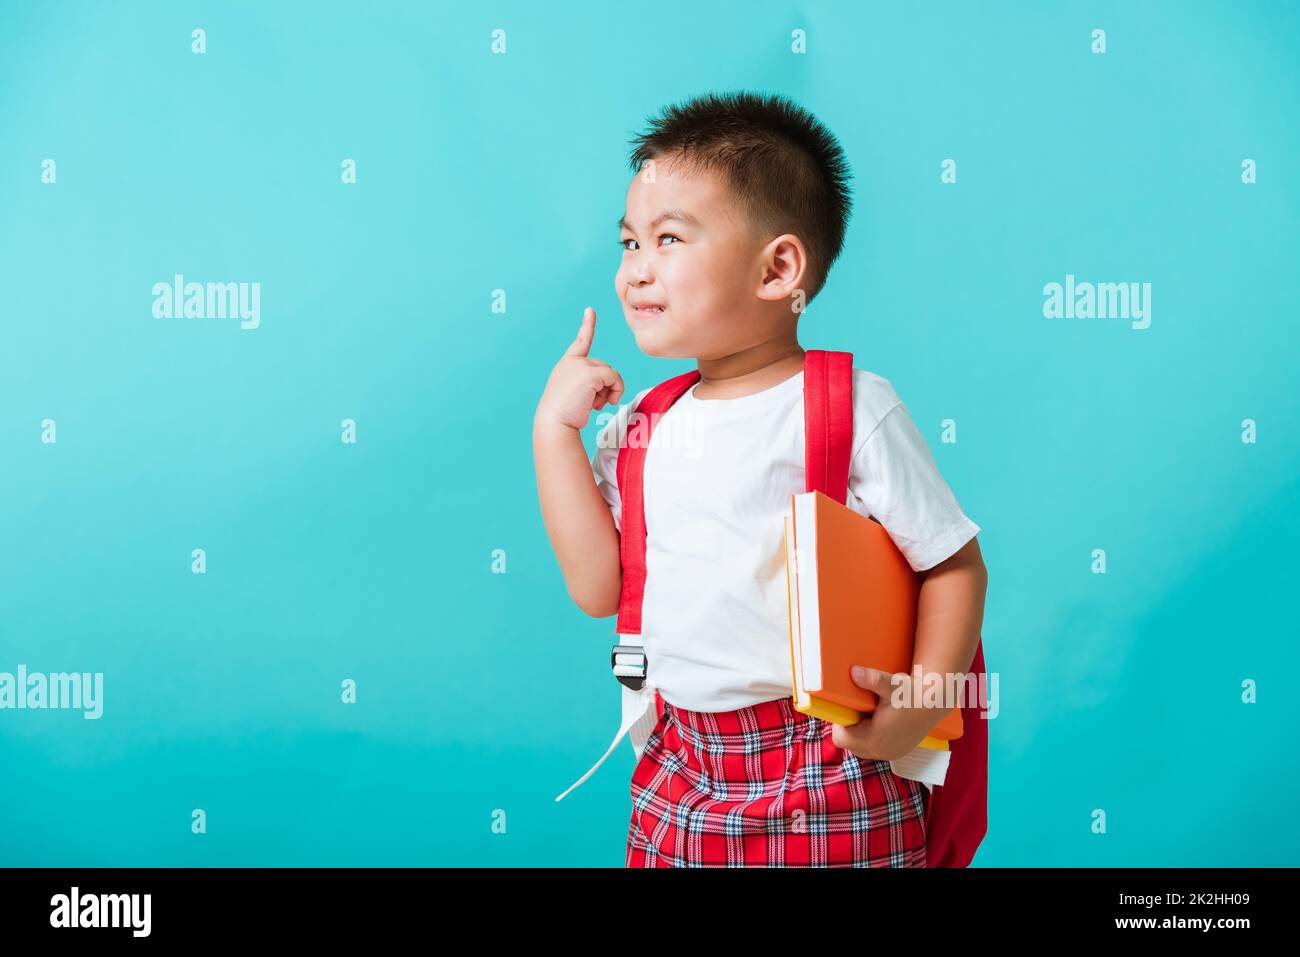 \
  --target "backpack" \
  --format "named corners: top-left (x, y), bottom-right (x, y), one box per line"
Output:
top-left (555, 349), bottom-right (989, 868)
